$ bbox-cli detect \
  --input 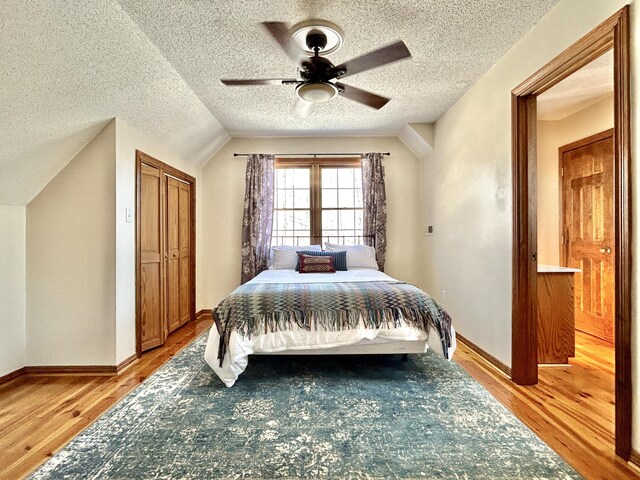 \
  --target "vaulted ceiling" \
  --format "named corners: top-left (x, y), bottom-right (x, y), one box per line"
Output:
top-left (1, 0), bottom-right (560, 204)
